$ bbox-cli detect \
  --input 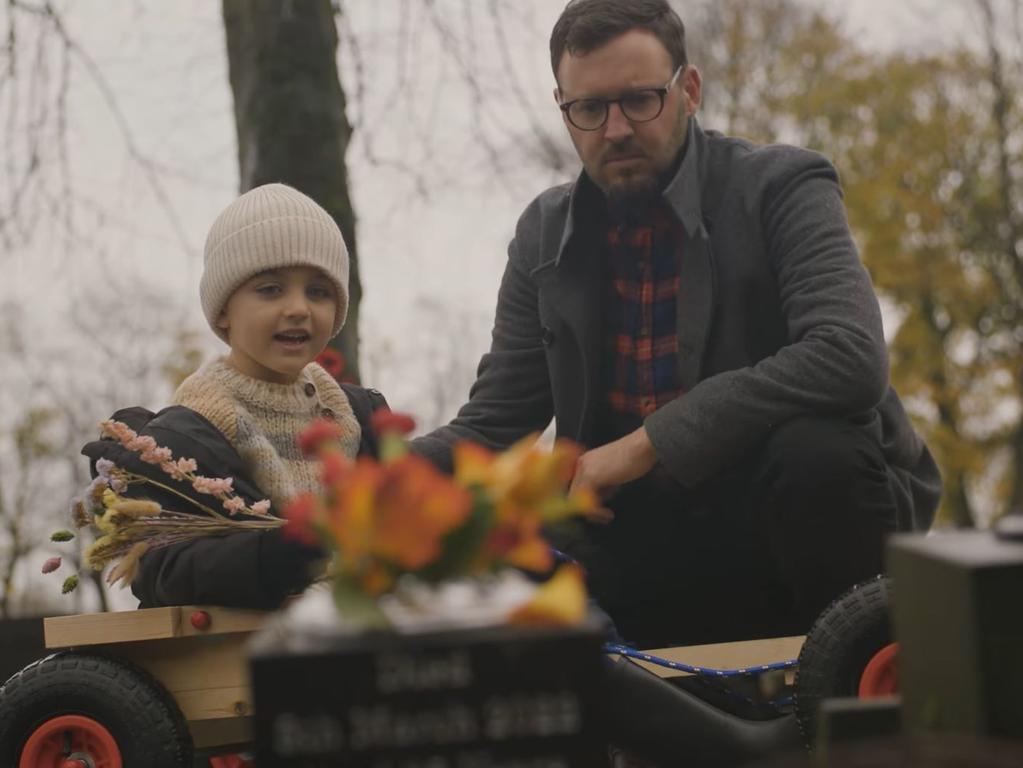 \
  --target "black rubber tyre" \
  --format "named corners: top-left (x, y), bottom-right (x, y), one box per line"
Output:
top-left (0, 651), bottom-right (193, 767)
top-left (793, 576), bottom-right (893, 749)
